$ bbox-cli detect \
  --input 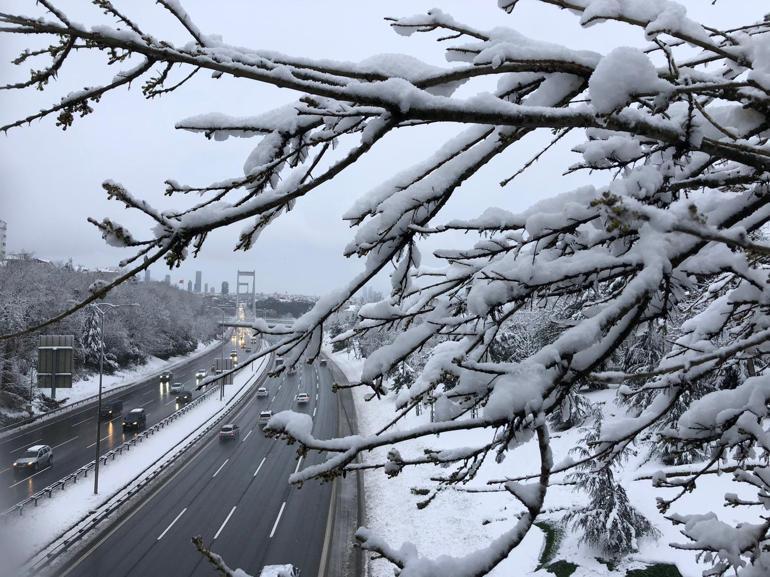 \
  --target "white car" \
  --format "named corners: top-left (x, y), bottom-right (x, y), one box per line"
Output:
top-left (170, 382), bottom-right (185, 394)
top-left (195, 369), bottom-right (207, 379)
top-left (256, 387), bottom-right (268, 398)
top-left (13, 445), bottom-right (53, 473)
top-left (259, 565), bottom-right (299, 577)
top-left (295, 392), bottom-right (310, 404)
top-left (258, 410), bottom-right (273, 428)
